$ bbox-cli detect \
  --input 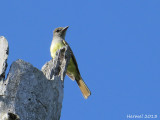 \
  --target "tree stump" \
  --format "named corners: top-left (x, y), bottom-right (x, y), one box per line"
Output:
top-left (0, 36), bottom-right (70, 120)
